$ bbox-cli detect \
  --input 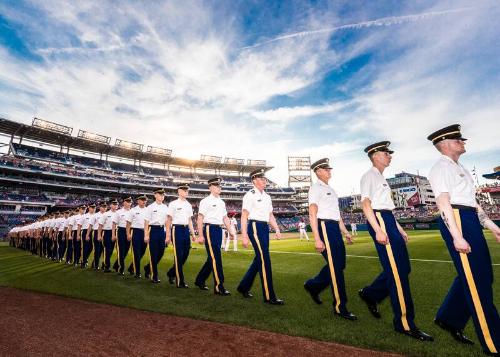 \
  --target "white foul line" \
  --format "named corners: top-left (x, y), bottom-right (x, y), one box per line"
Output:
top-left (236, 249), bottom-right (500, 266)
